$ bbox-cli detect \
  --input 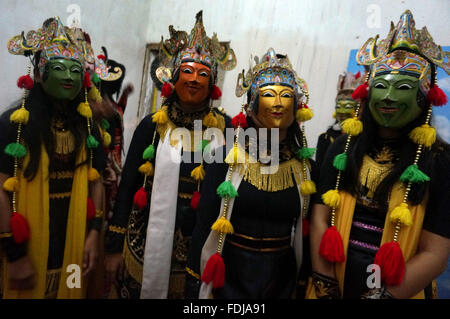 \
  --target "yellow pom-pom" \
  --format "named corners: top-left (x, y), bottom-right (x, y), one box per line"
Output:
top-left (332, 111), bottom-right (336, 119)
top-left (322, 189), bottom-right (340, 208)
top-left (191, 164), bottom-right (206, 181)
top-left (102, 131), bottom-right (111, 147)
top-left (152, 108), bottom-right (168, 124)
top-left (88, 167), bottom-right (100, 181)
top-left (3, 177), bottom-right (19, 192)
top-left (300, 180), bottom-right (317, 195)
top-left (202, 111), bottom-right (218, 127)
top-left (138, 161), bottom-right (154, 176)
top-left (225, 145), bottom-right (246, 164)
top-left (389, 202), bottom-right (412, 226)
top-left (409, 124), bottom-right (436, 148)
top-left (341, 117), bottom-right (363, 136)
top-left (211, 216), bottom-right (234, 234)
top-left (77, 102), bottom-right (92, 118)
top-left (10, 108), bottom-right (29, 124)
top-left (88, 86), bottom-right (102, 103)
top-left (296, 108), bottom-right (314, 122)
